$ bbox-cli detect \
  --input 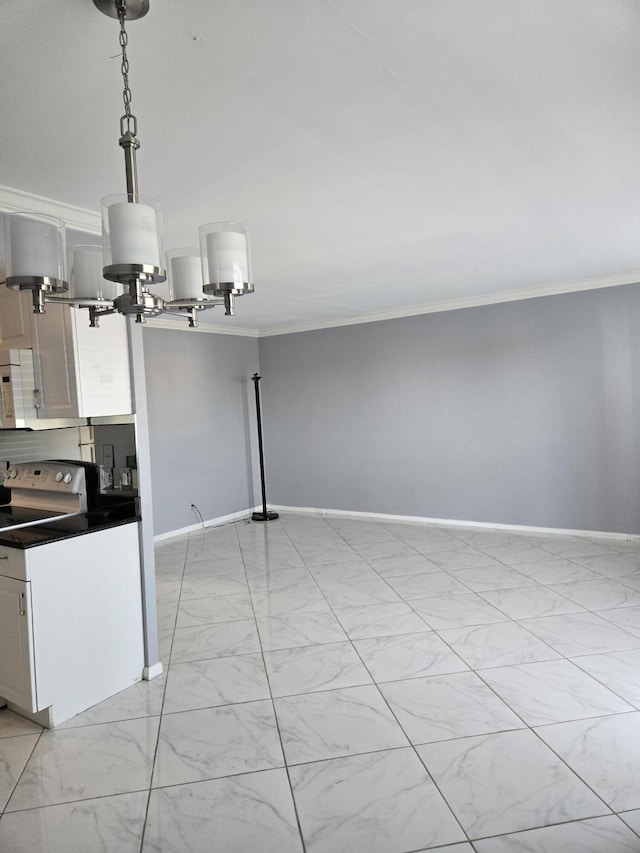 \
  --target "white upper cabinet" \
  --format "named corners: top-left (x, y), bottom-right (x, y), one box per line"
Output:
top-left (0, 294), bottom-right (133, 421)
top-left (31, 301), bottom-right (133, 420)
top-left (0, 287), bottom-right (33, 350)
